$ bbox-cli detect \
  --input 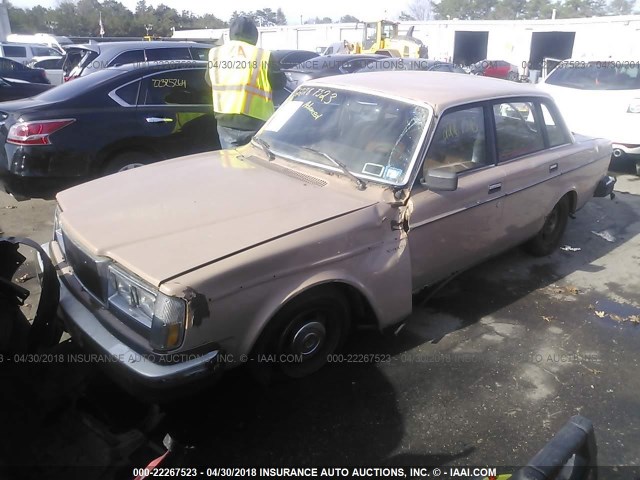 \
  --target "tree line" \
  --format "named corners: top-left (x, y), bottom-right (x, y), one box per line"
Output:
top-left (402, 0), bottom-right (637, 20)
top-left (7, 0), bottom-right (228, 38)
top-left (6, 0), bottom-right (638, 38)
